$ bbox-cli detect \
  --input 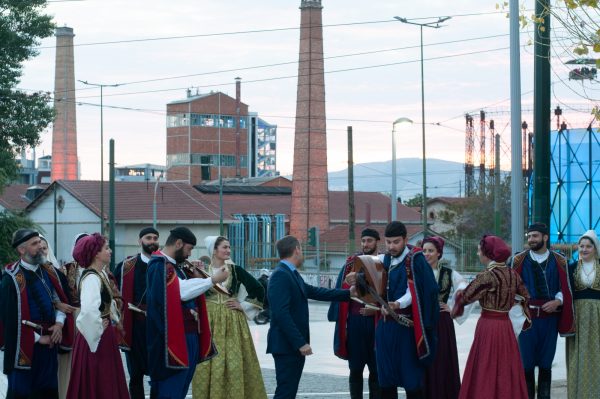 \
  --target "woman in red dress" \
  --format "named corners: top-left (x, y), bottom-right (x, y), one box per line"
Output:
top-left (67, 233), bottom-right (129, 399)
top-left (452, 235), bottom-right (531, 399)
